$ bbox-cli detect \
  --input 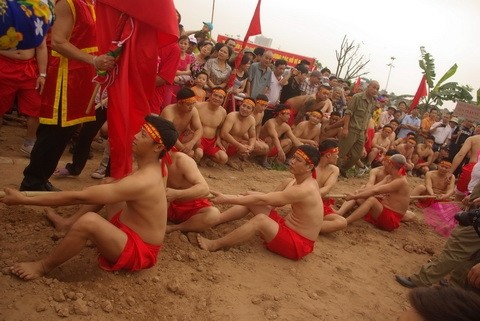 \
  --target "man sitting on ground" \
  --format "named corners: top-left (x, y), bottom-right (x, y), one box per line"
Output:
top-left (292, 111), bottom-right (322, 147)
top-left (194, 87), bottom-right (228, 164)
top-left (161, 87), bottom-right (203, 158)
top-left (411, 160), bottom-right (456, 207)
top-left (1, 115), bottom-right (178, 280)
top-left (166, 150), bottom-right (221, 233)
top-left (258, 104), bottom-right (302, 165)
top-left (315, 139), bottom-right (347, 233)
top-left (344, 154), bottom-right (411, 231)
top-left (196, 145), bottom-right (324, 260)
